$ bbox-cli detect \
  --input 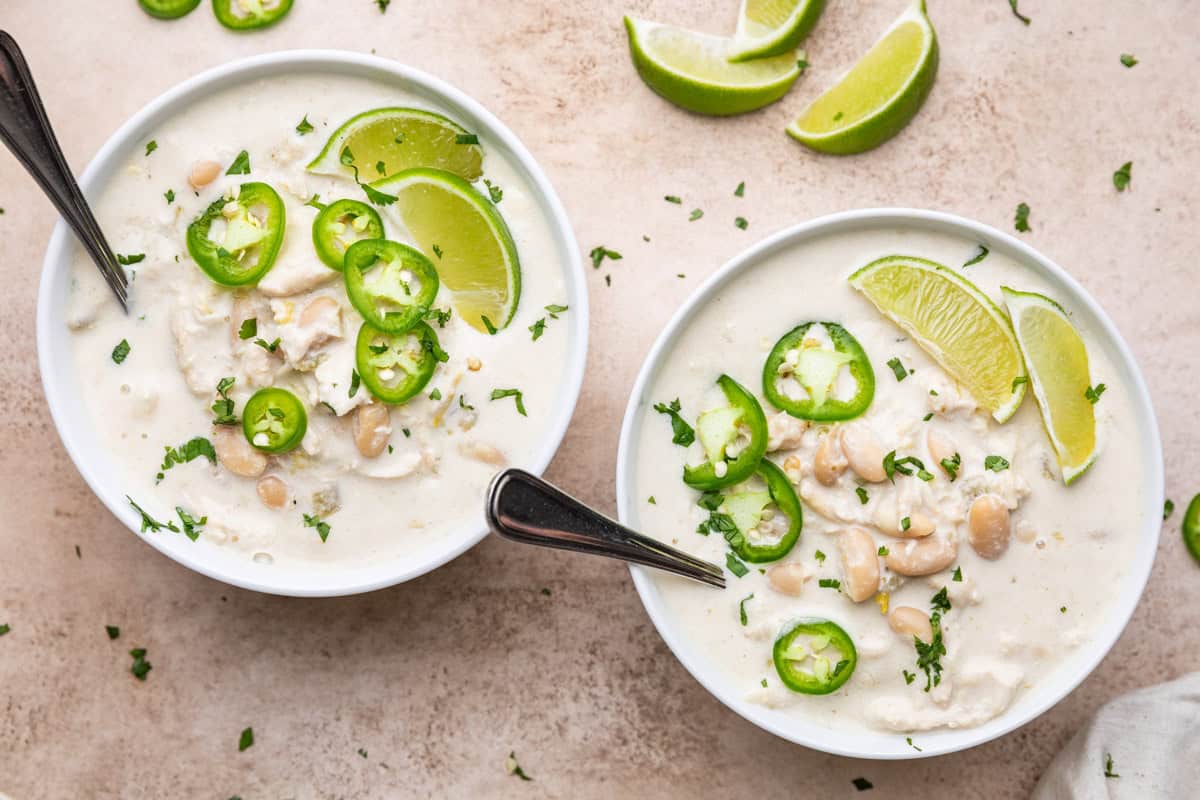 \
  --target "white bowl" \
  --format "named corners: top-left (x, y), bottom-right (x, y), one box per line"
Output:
top-left (615, 208), bottom-right (1162, 759)
top-left (37, 51), bottom-right (588, 597)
